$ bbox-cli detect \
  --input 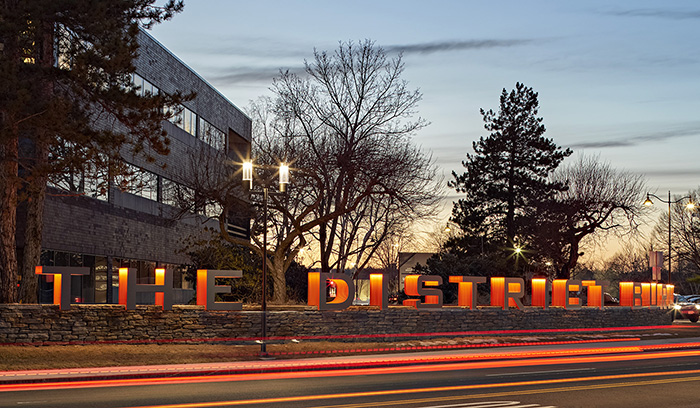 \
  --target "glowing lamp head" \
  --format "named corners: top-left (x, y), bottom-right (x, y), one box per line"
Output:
top-left (514, 247), bottom-right (522, 254)
top-left (686, 201), bottom-right (696, 210)
top-left (643, 194), bottom-right (654, 207)
top-left (279, 163), bottom-right (289, 192)
top-left (242, 161), bottom-right (253, 187)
